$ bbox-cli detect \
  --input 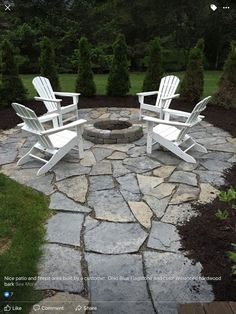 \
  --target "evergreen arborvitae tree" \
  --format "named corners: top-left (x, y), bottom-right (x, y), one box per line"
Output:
top-left (75, 37), bottom-right (96, 96)
top-left (0, 39), bottom-right (27, 107)
top-left (39, 37), bottom-right (60, 90)
top-left (180, 39), bottom-right (205, 103)
top-left (142, 37), bottom-right (163, 91)
top-left (213, 43), bottom-right (236, 107)
top-left (106, 34), bottom-right (130, 96)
